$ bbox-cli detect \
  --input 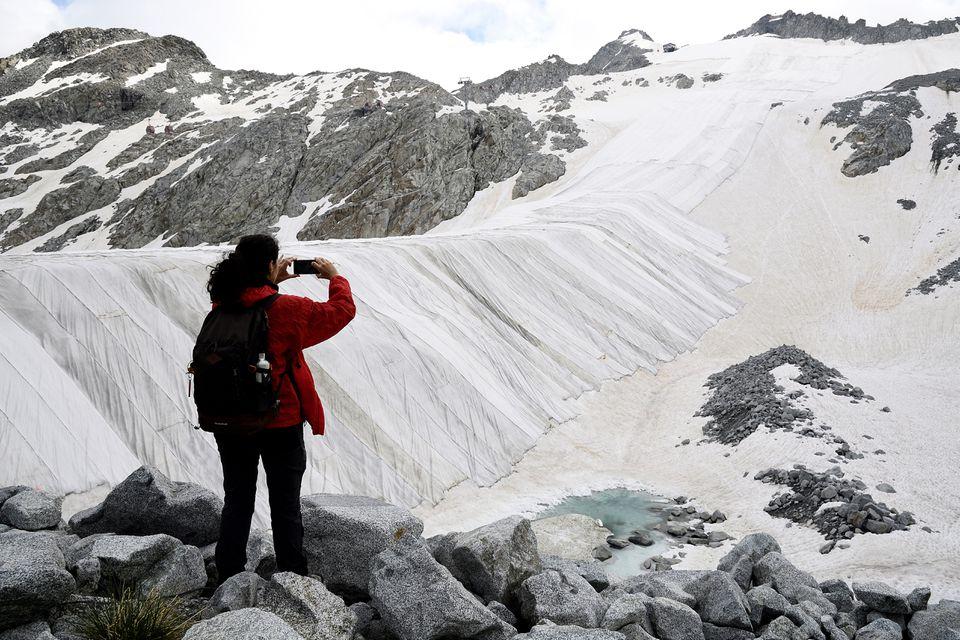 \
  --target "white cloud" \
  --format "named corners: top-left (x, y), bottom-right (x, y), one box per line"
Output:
top-left (2, 0), bottom-right (959, 89)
